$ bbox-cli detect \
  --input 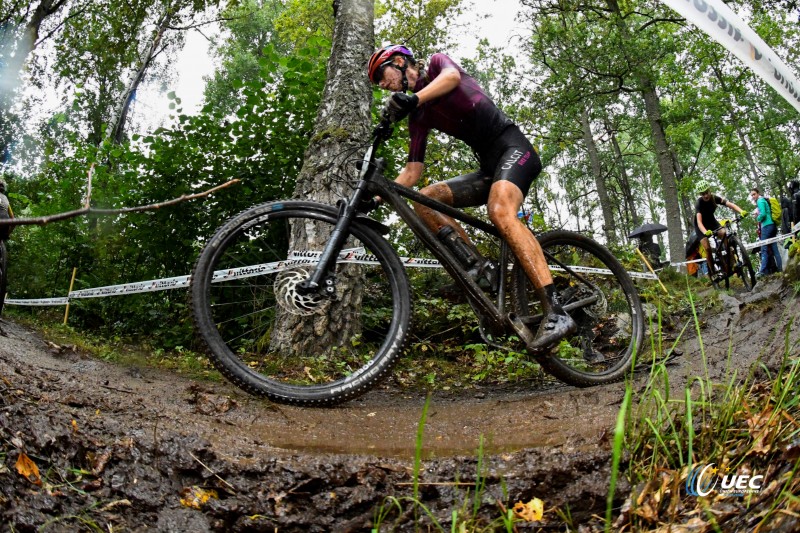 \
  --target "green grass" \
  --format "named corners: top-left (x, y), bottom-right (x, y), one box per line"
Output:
top-left (8, 312), bottom-right (221, 382)
top-left (610, 283), bottom-right (800, 531)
